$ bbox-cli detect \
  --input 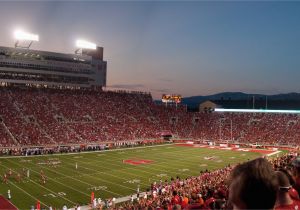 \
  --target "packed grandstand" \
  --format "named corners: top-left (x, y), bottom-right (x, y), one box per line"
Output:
top-left (0, 86), bottom-right (300, 149)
